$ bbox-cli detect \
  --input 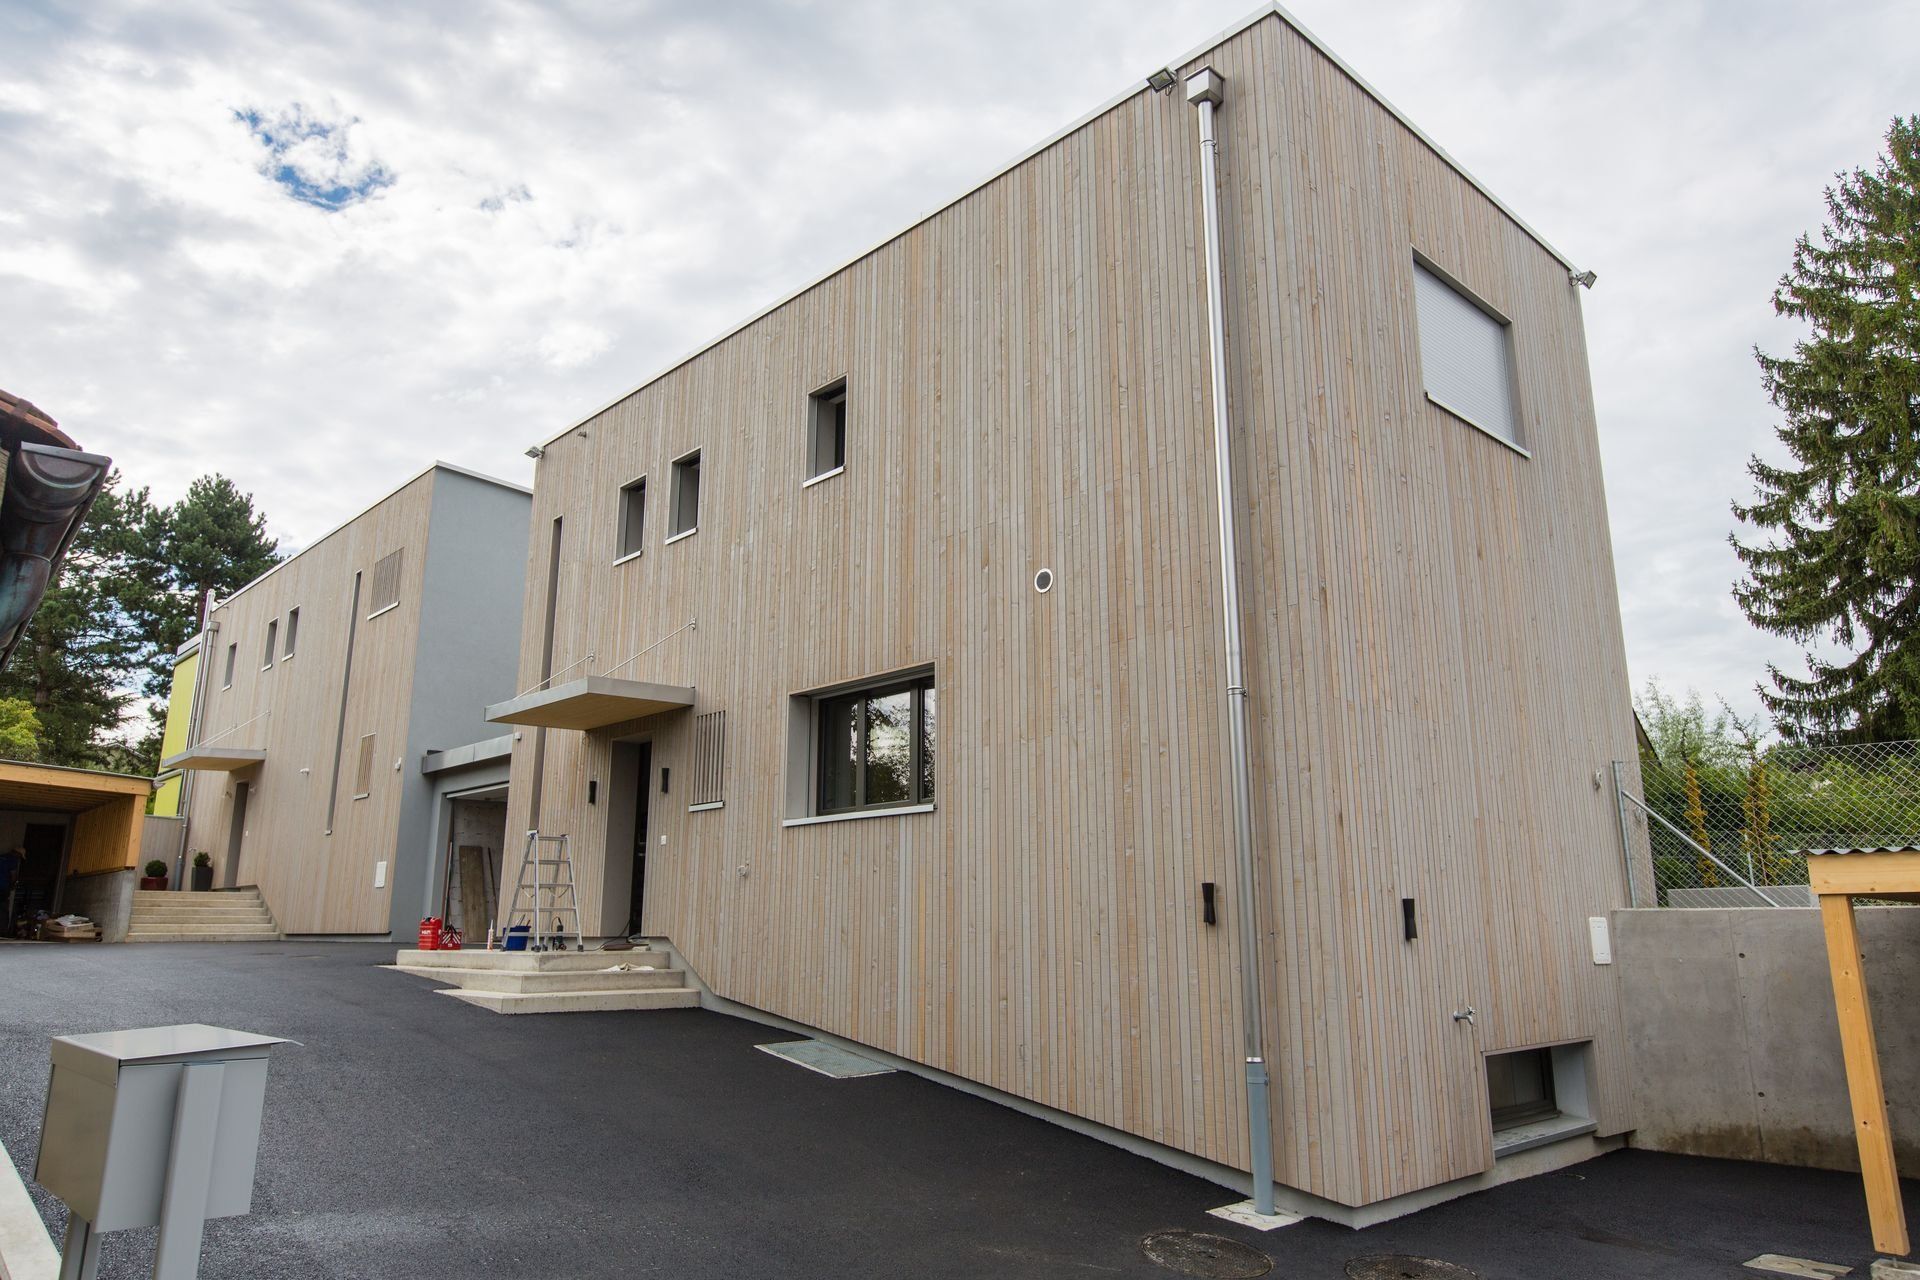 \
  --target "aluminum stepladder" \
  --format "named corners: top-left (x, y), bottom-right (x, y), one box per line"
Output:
top-left (506, 831), bottom-right (583, 952)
